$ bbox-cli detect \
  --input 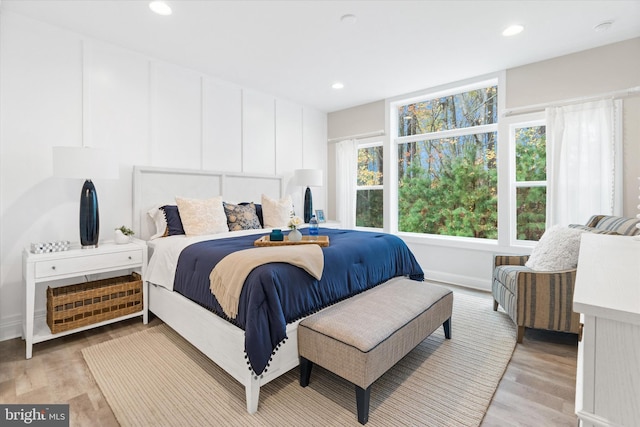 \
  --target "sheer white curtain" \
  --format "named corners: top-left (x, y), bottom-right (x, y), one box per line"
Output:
top-left (546, 99), bottom-right (622, 226)
top-left (335, 139), bottom-right (357, 229)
